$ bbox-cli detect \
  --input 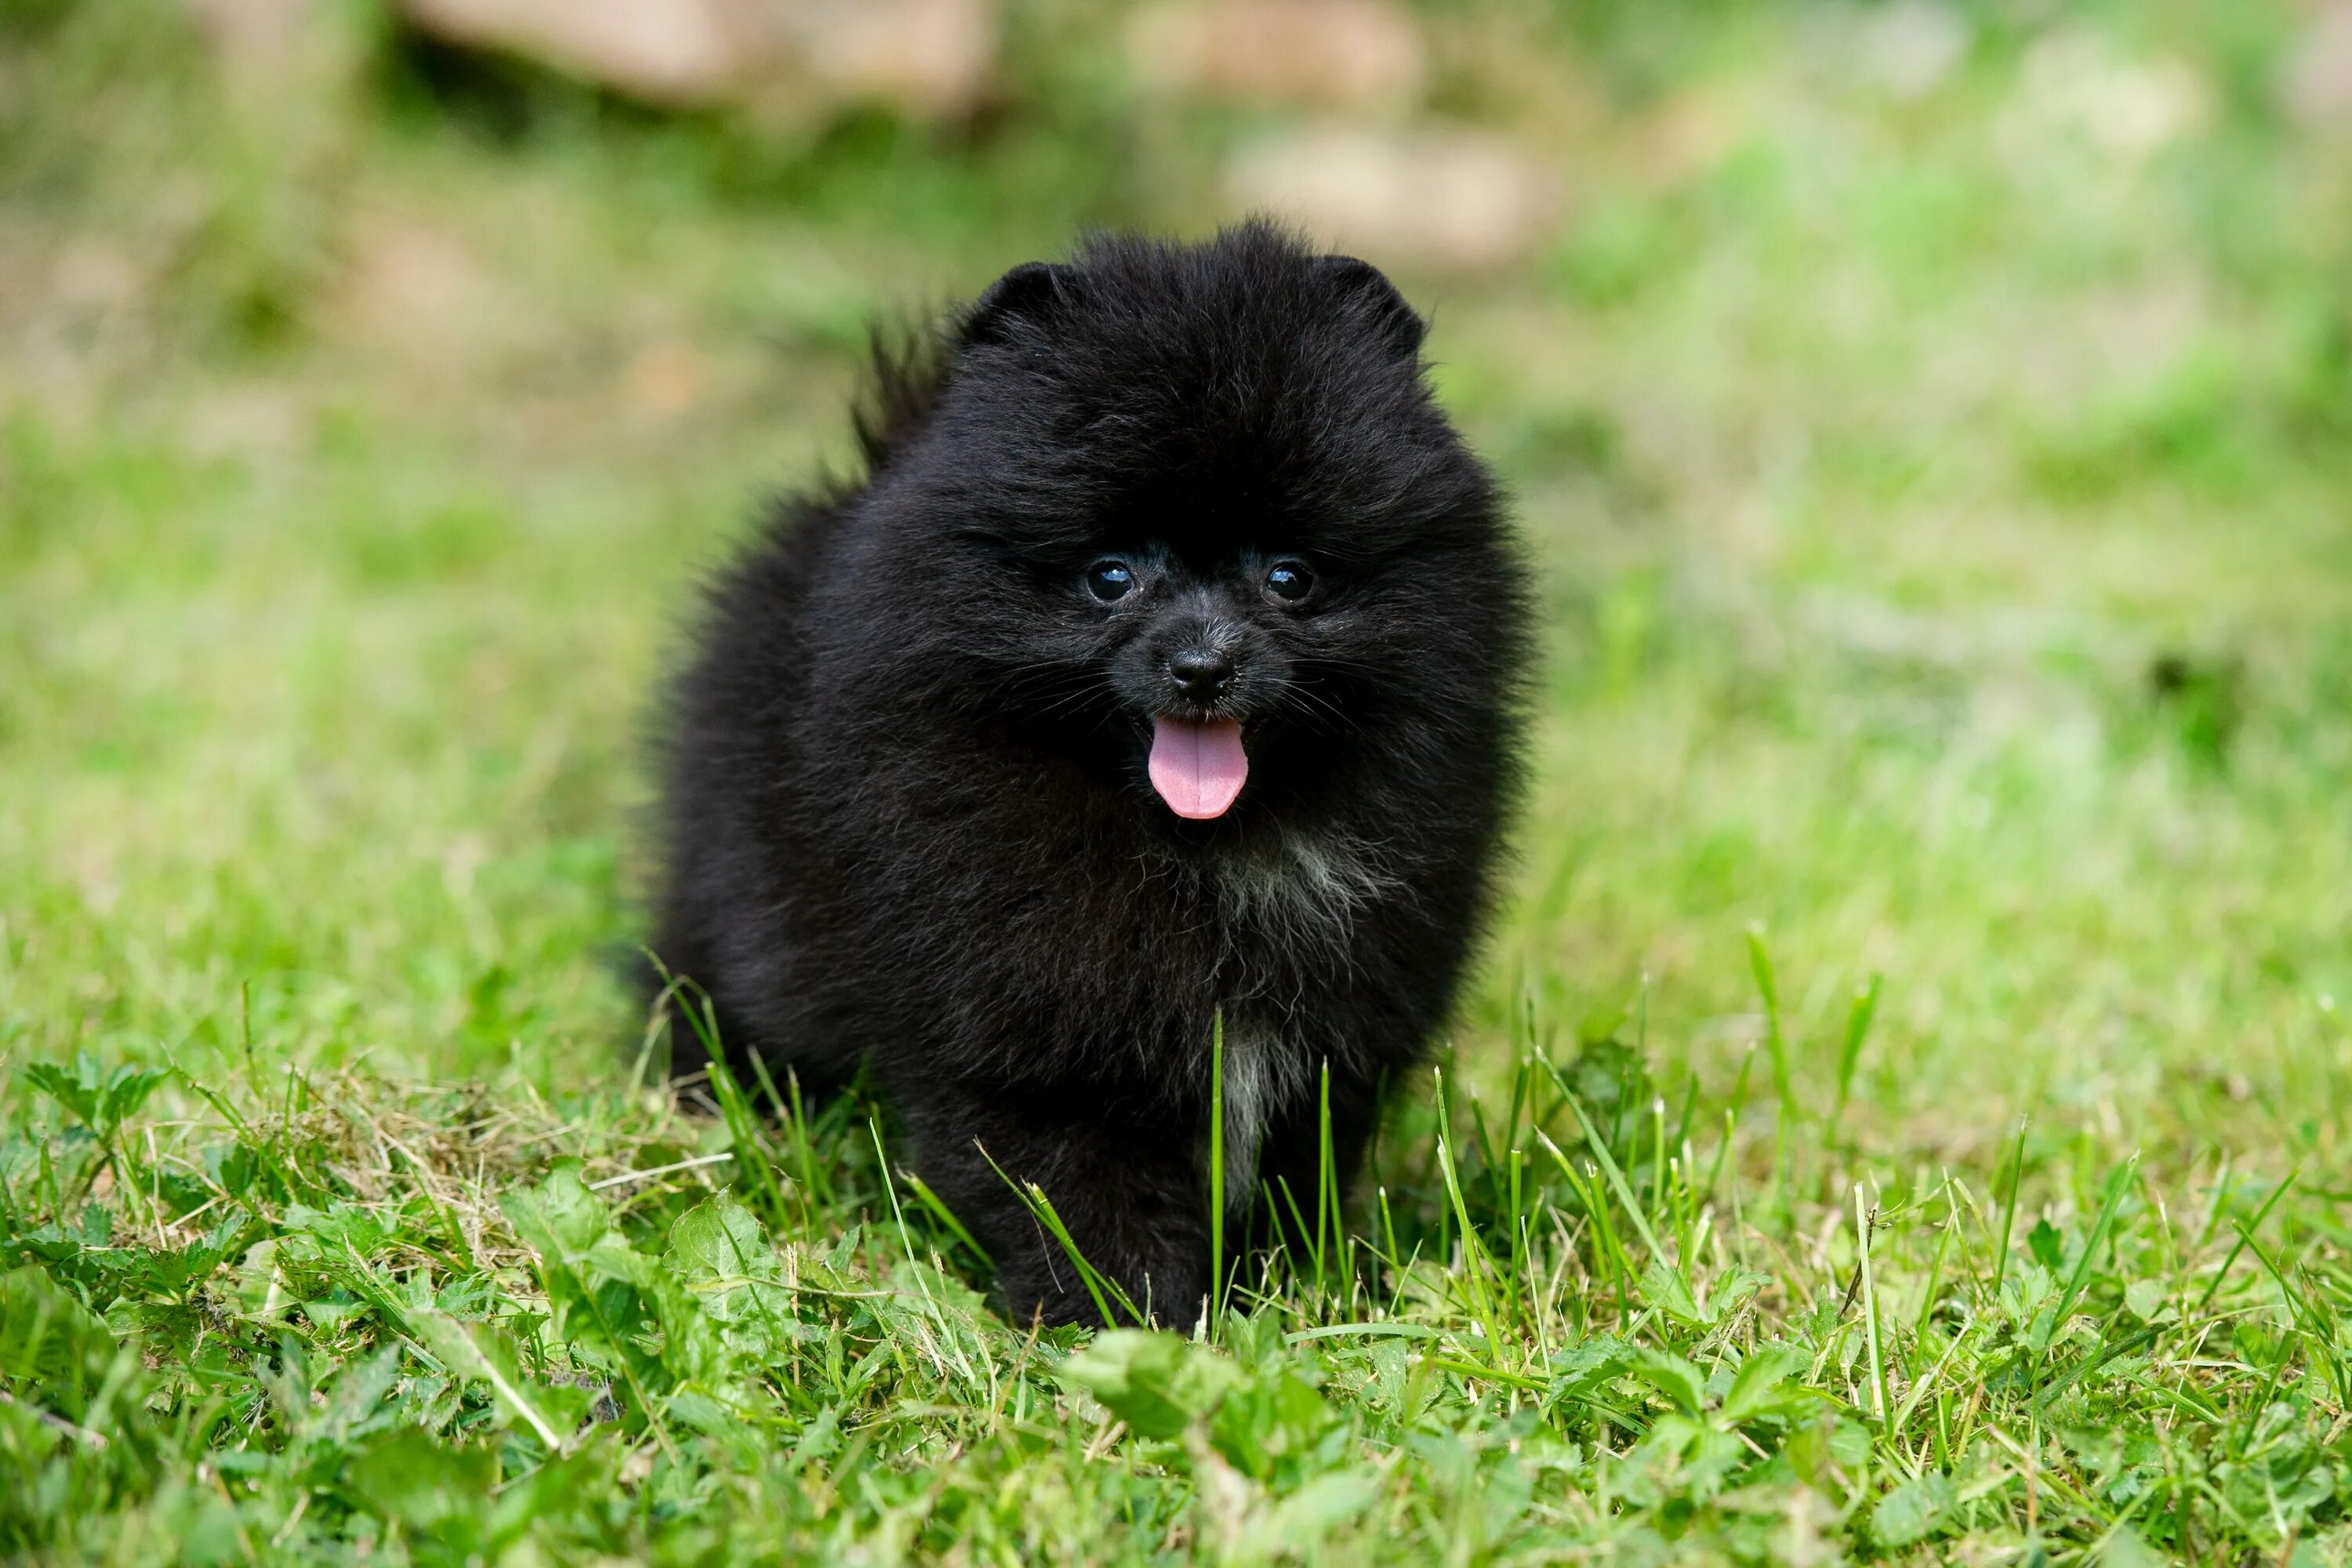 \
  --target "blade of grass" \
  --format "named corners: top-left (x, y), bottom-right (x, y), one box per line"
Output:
top-left (702, 1049), bottom-right (791, 1229)
top-left (2228, 1217), bottom-right (2347, 1403)
top-left (1829, 974), bottom-right (1882, 1139)
top-left (1991, 1118), bottom-right (2027, 1302)
top-left (869, 1117), bottom-right (981, 1388)
top-left (976, 1143), bottom-right (1138, 1328)
top-left (1431, 1069), bottom-right (1508, 1353)
top-left (1209, 1009), bottom-right (1225, 1332)
top-left (2049, 1157), bottom-right (2139, 1335)
top-left (1535, 1056), bottom-right (1665, 1261)
top-left (1856, 1185), bottom-right (1889, 1436)
top-left (898, 1167), bottom-right (991, 1269)
top-left (740, 1051), bottom-right (818, 1223)
top-left (2190, 1167), bottom-right (2299, 1319)
top-left (1746, 927), bottom-right (1793, 1111)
